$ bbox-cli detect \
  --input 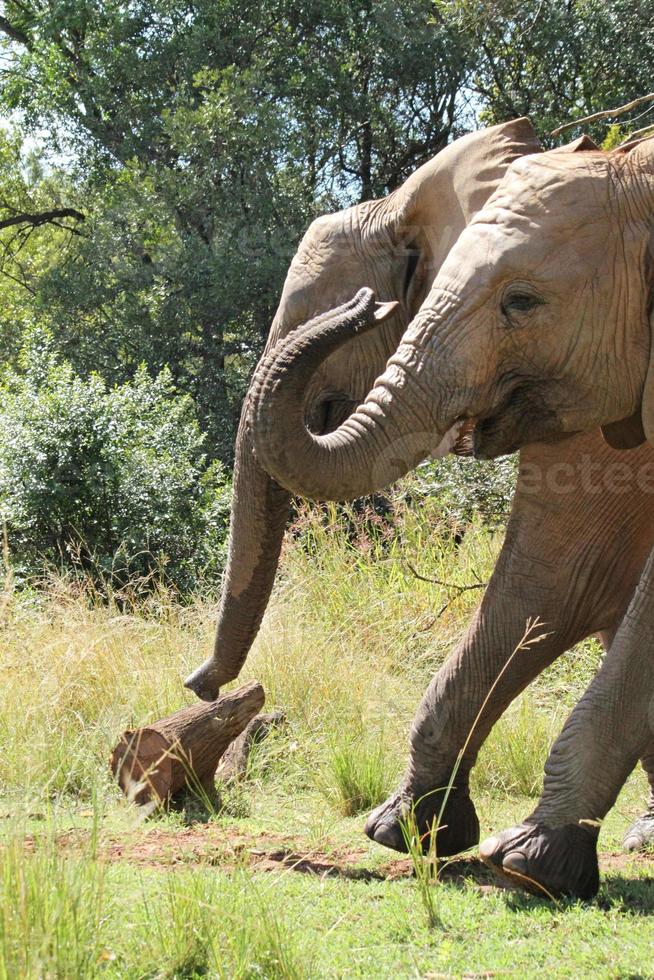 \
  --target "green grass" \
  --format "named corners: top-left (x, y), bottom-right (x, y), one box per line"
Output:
top-left (321, 729), bottom-right (398, 816)
top-left (3, 806), bottom-right (654, 979)
top-left (1, 504), bottom-right (653, 977)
